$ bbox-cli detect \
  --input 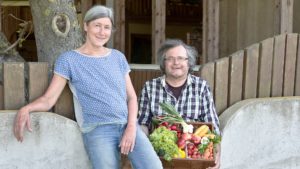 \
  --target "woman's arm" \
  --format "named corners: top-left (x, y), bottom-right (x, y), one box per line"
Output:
top-left (125, 74), bottom-right (138, 127)
top-left (119, 73), bottom-right (138, 155)
top-left (14, 74), bottom-right (68, 142)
